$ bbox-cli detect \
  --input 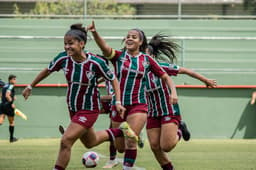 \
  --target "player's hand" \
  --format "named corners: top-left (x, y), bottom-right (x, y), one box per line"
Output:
top-left (11, 104), bottom-right (15, 109)
top-left (86, 21), bottom-right (96, 33)
top-left (169, 93), bottom-right (178, 104)
top-left (116, 104), bottom-right (126, 119)
top-left (22, 87), bottom-right (32, 100)
top-left (205, 79), bottom-right (217, 88)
